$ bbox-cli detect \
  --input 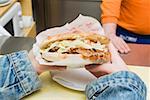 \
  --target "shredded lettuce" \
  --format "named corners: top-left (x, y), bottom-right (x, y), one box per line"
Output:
top-left (48, 39), bottom-right (107, 53)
